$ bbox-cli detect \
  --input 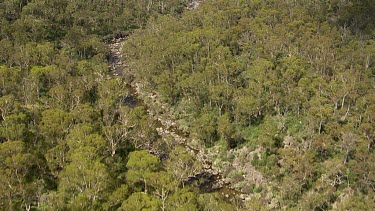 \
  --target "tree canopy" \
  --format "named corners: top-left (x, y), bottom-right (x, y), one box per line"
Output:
top-left (0, 0), bottom-right (373, 210)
